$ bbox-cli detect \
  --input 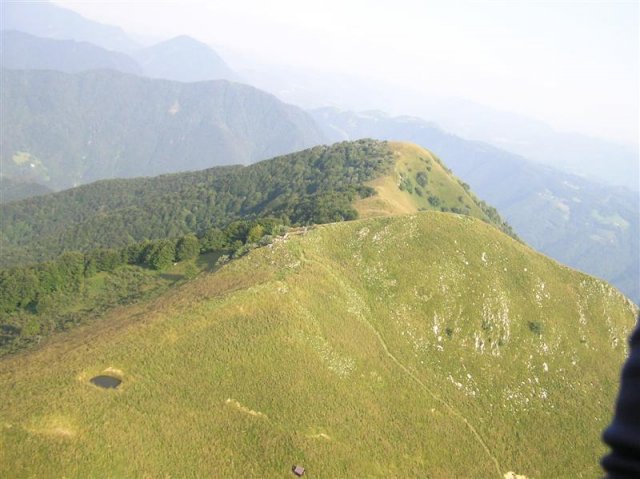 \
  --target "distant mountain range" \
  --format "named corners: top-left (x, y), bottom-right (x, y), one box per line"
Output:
top-left (312, 108), bottom-right (639, 304)
top-left (2, 1), bottom-right (238, 84)
top-left (428, 98), bottom-right (639, 191)
top-left (0, 0), bottom-right (140, 53)
top-left (0, 30), bottom-right (142, 75)
top-left (0, 177), bottom-right (53, 204)
top-left (0, 69), bottom-right (325, 191)
top-left (132, 35), bottom-right (239, 83)
top-left (1, 29), bottom-right (238, 84)
top-left (1, 0), bottom-right (636, 307)
top-left (236, 62), bottom-right (638, 190)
